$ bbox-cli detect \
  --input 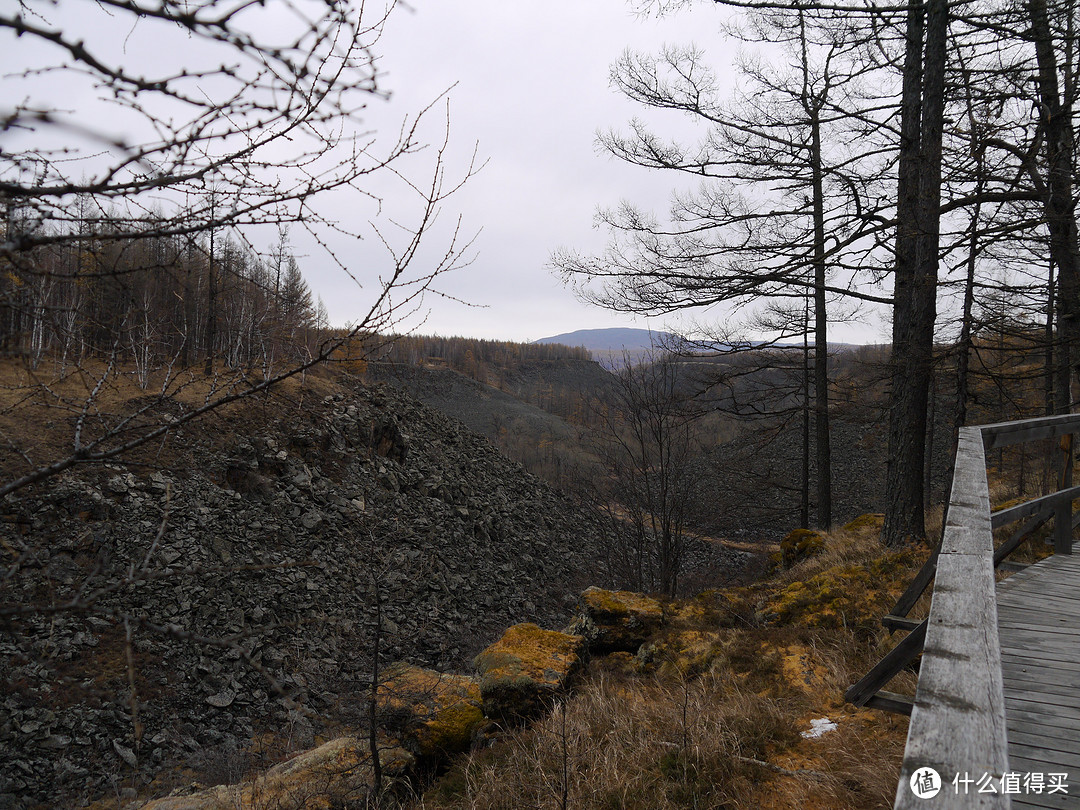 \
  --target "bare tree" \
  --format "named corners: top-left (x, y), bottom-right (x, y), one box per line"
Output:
top-left (555, 10), bottom-right (895, 531)
top-left (595, 351), bottom-right (698, 597)
top-left (0, 0), bottom-right (479, 497)
top-left (0, 2), bottom-right (477, 805)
